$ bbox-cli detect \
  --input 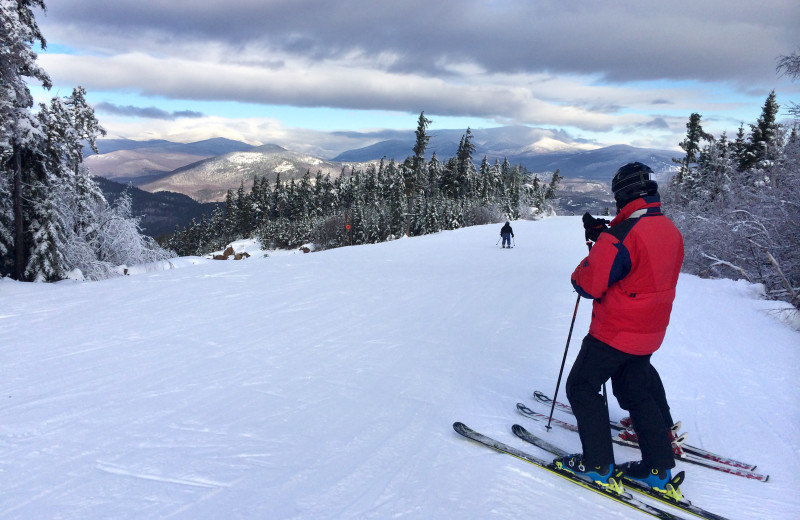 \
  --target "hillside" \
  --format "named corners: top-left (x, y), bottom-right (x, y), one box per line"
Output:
top-left (93, 177), bottom-right (220, 238)
top-left (1, 218), bottom-right (798, 519)
top-left (139, 145), bottom-right (366, 203)
top-left (83, 138), bottom-right (256, 184)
